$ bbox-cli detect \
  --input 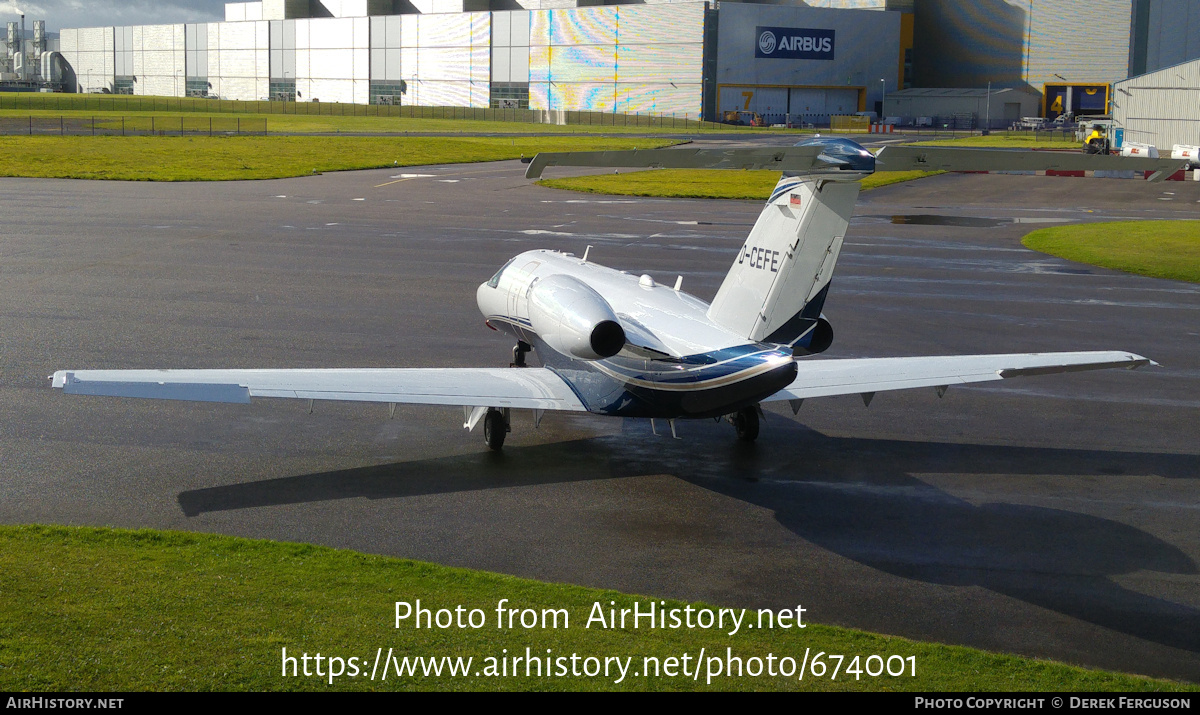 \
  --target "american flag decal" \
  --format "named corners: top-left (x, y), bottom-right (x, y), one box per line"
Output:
top-left (789, 194), bottom-right (802, 206)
